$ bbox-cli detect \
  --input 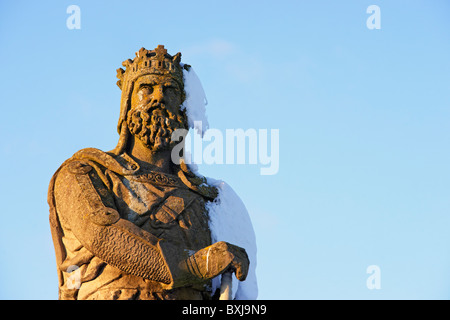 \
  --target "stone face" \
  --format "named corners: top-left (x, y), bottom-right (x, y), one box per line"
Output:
top-left (48, 46), bottom-right (249, 300)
